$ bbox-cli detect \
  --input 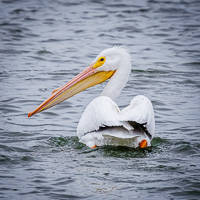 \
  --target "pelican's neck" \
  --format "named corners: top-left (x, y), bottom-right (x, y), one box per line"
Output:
top-left (101, 53), bottom-right (131, 100)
